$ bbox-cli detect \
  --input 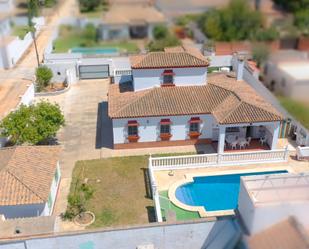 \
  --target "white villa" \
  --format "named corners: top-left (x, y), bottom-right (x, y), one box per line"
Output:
top-left (108, 46), bottom-right (283, 152)
top-left (0, 146), bottom-right (61, 219)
